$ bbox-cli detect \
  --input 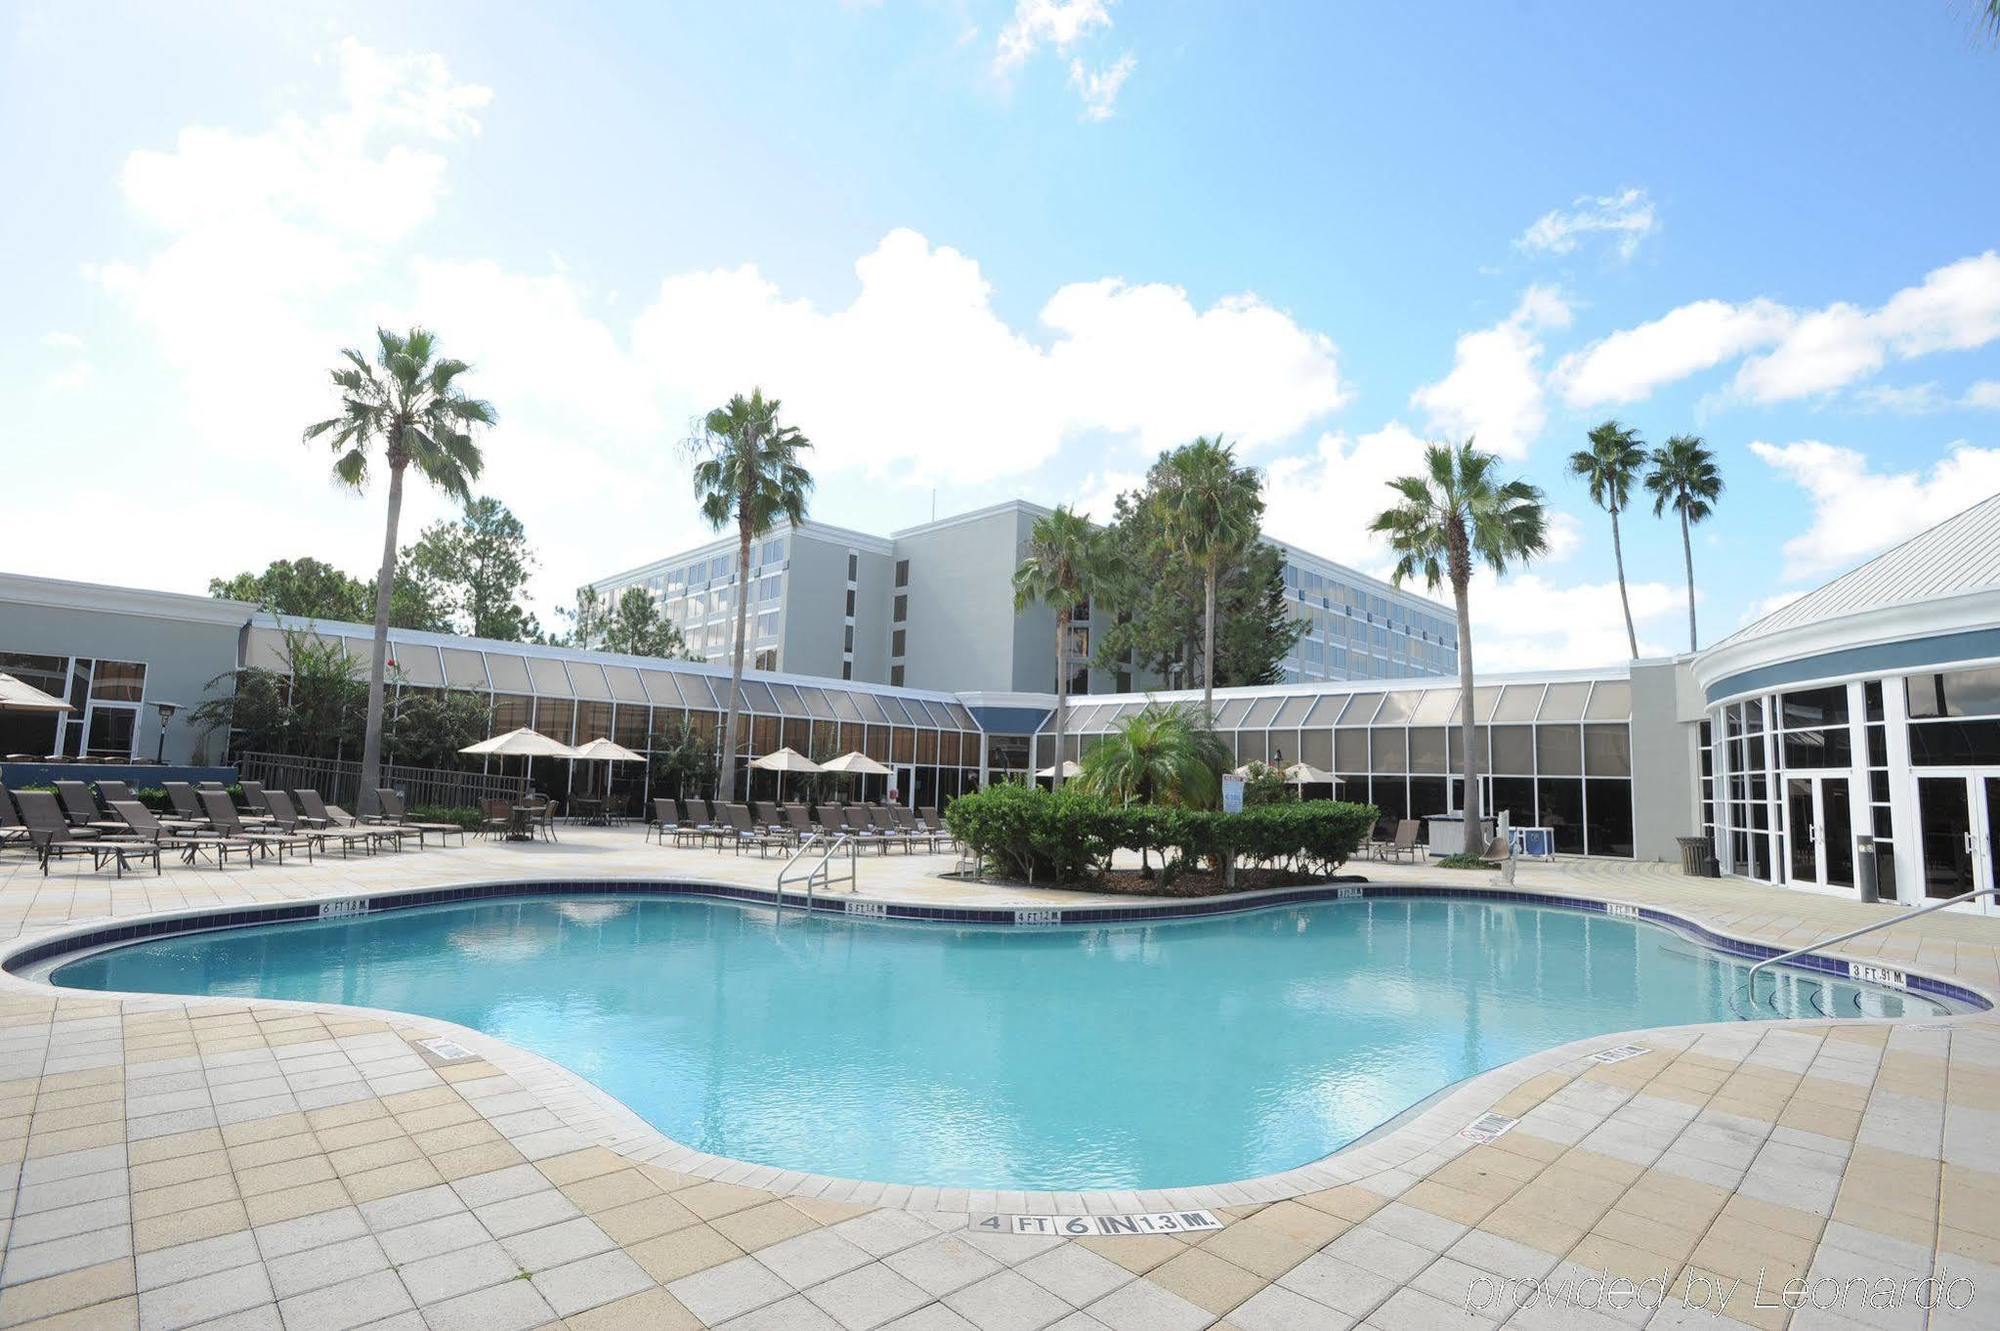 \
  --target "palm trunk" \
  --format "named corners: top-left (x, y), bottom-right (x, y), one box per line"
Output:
top-left (1052, 609), bottom-right (1069, 790)
top-left (1611, 505), bottom-right (1638, 659)
top-left (1453, 575), bottom-right (1480, 855)
top-left (1680, 508), bottom-right (1698, 652)
top-left (357, 461), bottom-right (405, 816)
top-left (1202, 553), bottom-right (1217, 719)
top-left (719, 516), bottom-right (753, 805)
